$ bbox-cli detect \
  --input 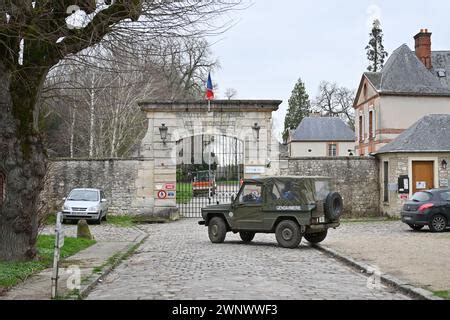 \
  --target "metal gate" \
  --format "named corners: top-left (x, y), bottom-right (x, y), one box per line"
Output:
top-left (176, 134), bottom-right (244, 218)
